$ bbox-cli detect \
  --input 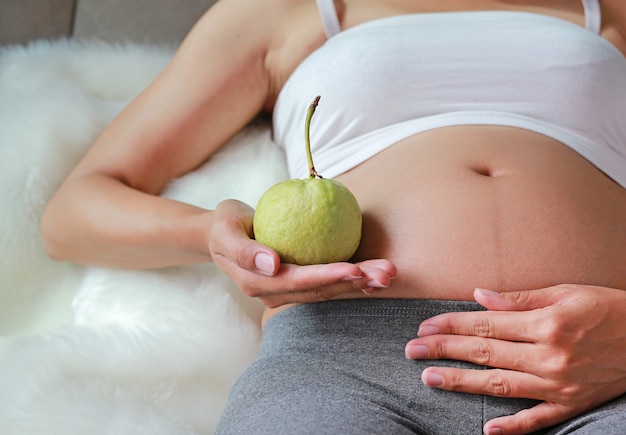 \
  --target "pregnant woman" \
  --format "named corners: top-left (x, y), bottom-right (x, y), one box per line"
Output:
top-left (42, 0), bottom-right (626, 433)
